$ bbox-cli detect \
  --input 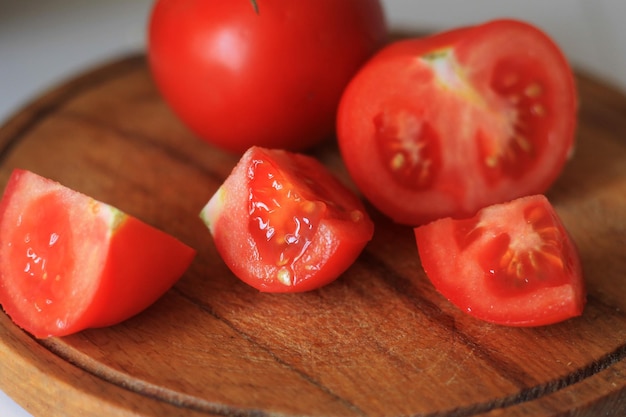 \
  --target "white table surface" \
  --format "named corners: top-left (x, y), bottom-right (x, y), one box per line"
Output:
top-left (1, 1), bottom-right (625, 415)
